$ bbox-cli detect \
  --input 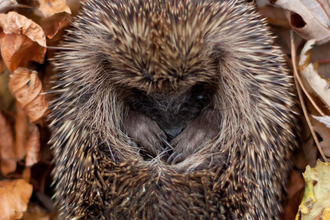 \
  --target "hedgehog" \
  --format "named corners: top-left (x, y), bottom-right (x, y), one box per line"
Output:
top-left (49, 0), bottom-right (298, 219)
